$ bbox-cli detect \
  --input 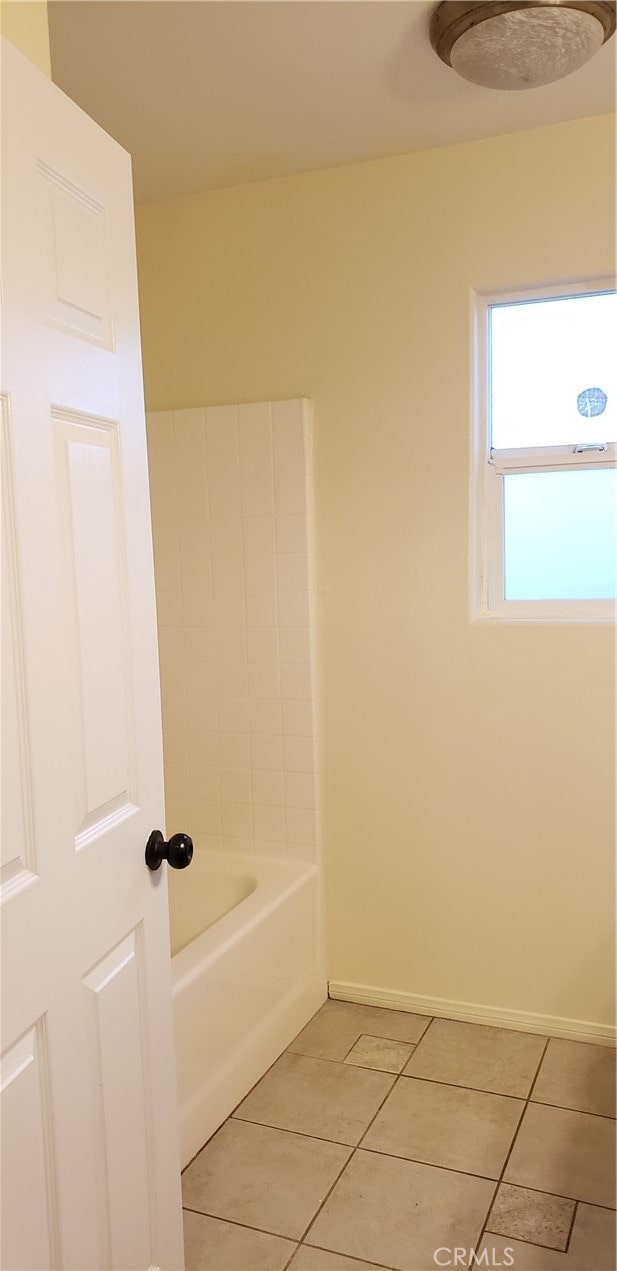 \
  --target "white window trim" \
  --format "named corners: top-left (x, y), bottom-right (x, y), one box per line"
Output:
top-left (470, 278), bottom-right (617, 624)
